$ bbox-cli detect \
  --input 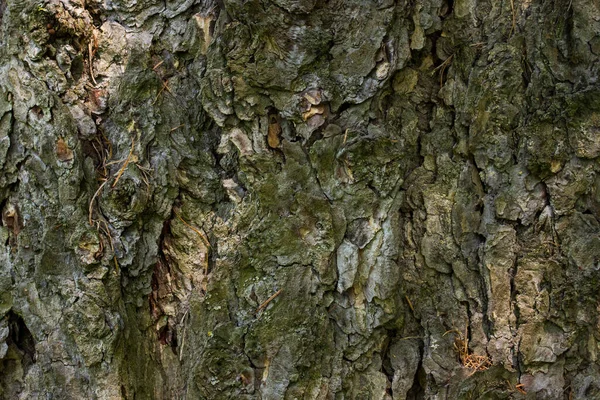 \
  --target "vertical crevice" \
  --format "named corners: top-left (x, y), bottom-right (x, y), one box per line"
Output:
top-left (149, 218), bottom-right (178, 354)
top-left (0, 311), bottom-right (36, 398)
top-left (6, 311), bottom-right (35, 369)
top-left (406, 356), bottom-right (425, 400)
